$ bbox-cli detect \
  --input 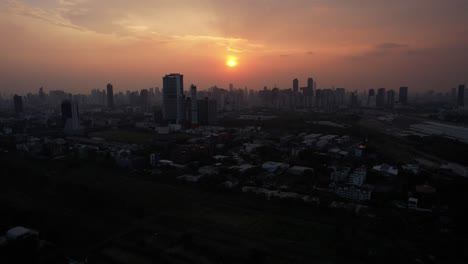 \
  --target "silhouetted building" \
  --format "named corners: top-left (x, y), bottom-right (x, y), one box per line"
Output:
top-left (307, 78), bottom-right (314, 90)
top-left (163, 73), bottom-right (184, 124)
top-left (387, 90), bottom-right (395, 108)
top-left (13, 95), bottom-right (23, 114)
top-left (293, 78), bottom-right (299, 93)
top-left (61, 100), bottom-right (80, 134)
top-left (336, 88), bottom-right (345, 106)
top-left (399, 86), bottom-right (408, 105)
top-left (107, 83), bottom-right (114, 109)
top-left (140, 89), bottom-right (149, 106)
top-left (376, 88), bottom-right (386, 108)
top-left (198, 97), bottom-right (217, 125)
top-left (190, 84), bottom-right (198, 125)
top-left (458, 84), bottom-right (465, 107)
top-left (367, 89), bottom-right (376, 107)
